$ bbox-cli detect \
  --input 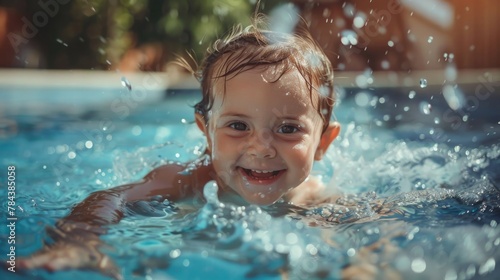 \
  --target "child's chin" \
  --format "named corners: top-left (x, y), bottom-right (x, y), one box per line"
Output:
top-left (241, 191), bottom-right (282, 206)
